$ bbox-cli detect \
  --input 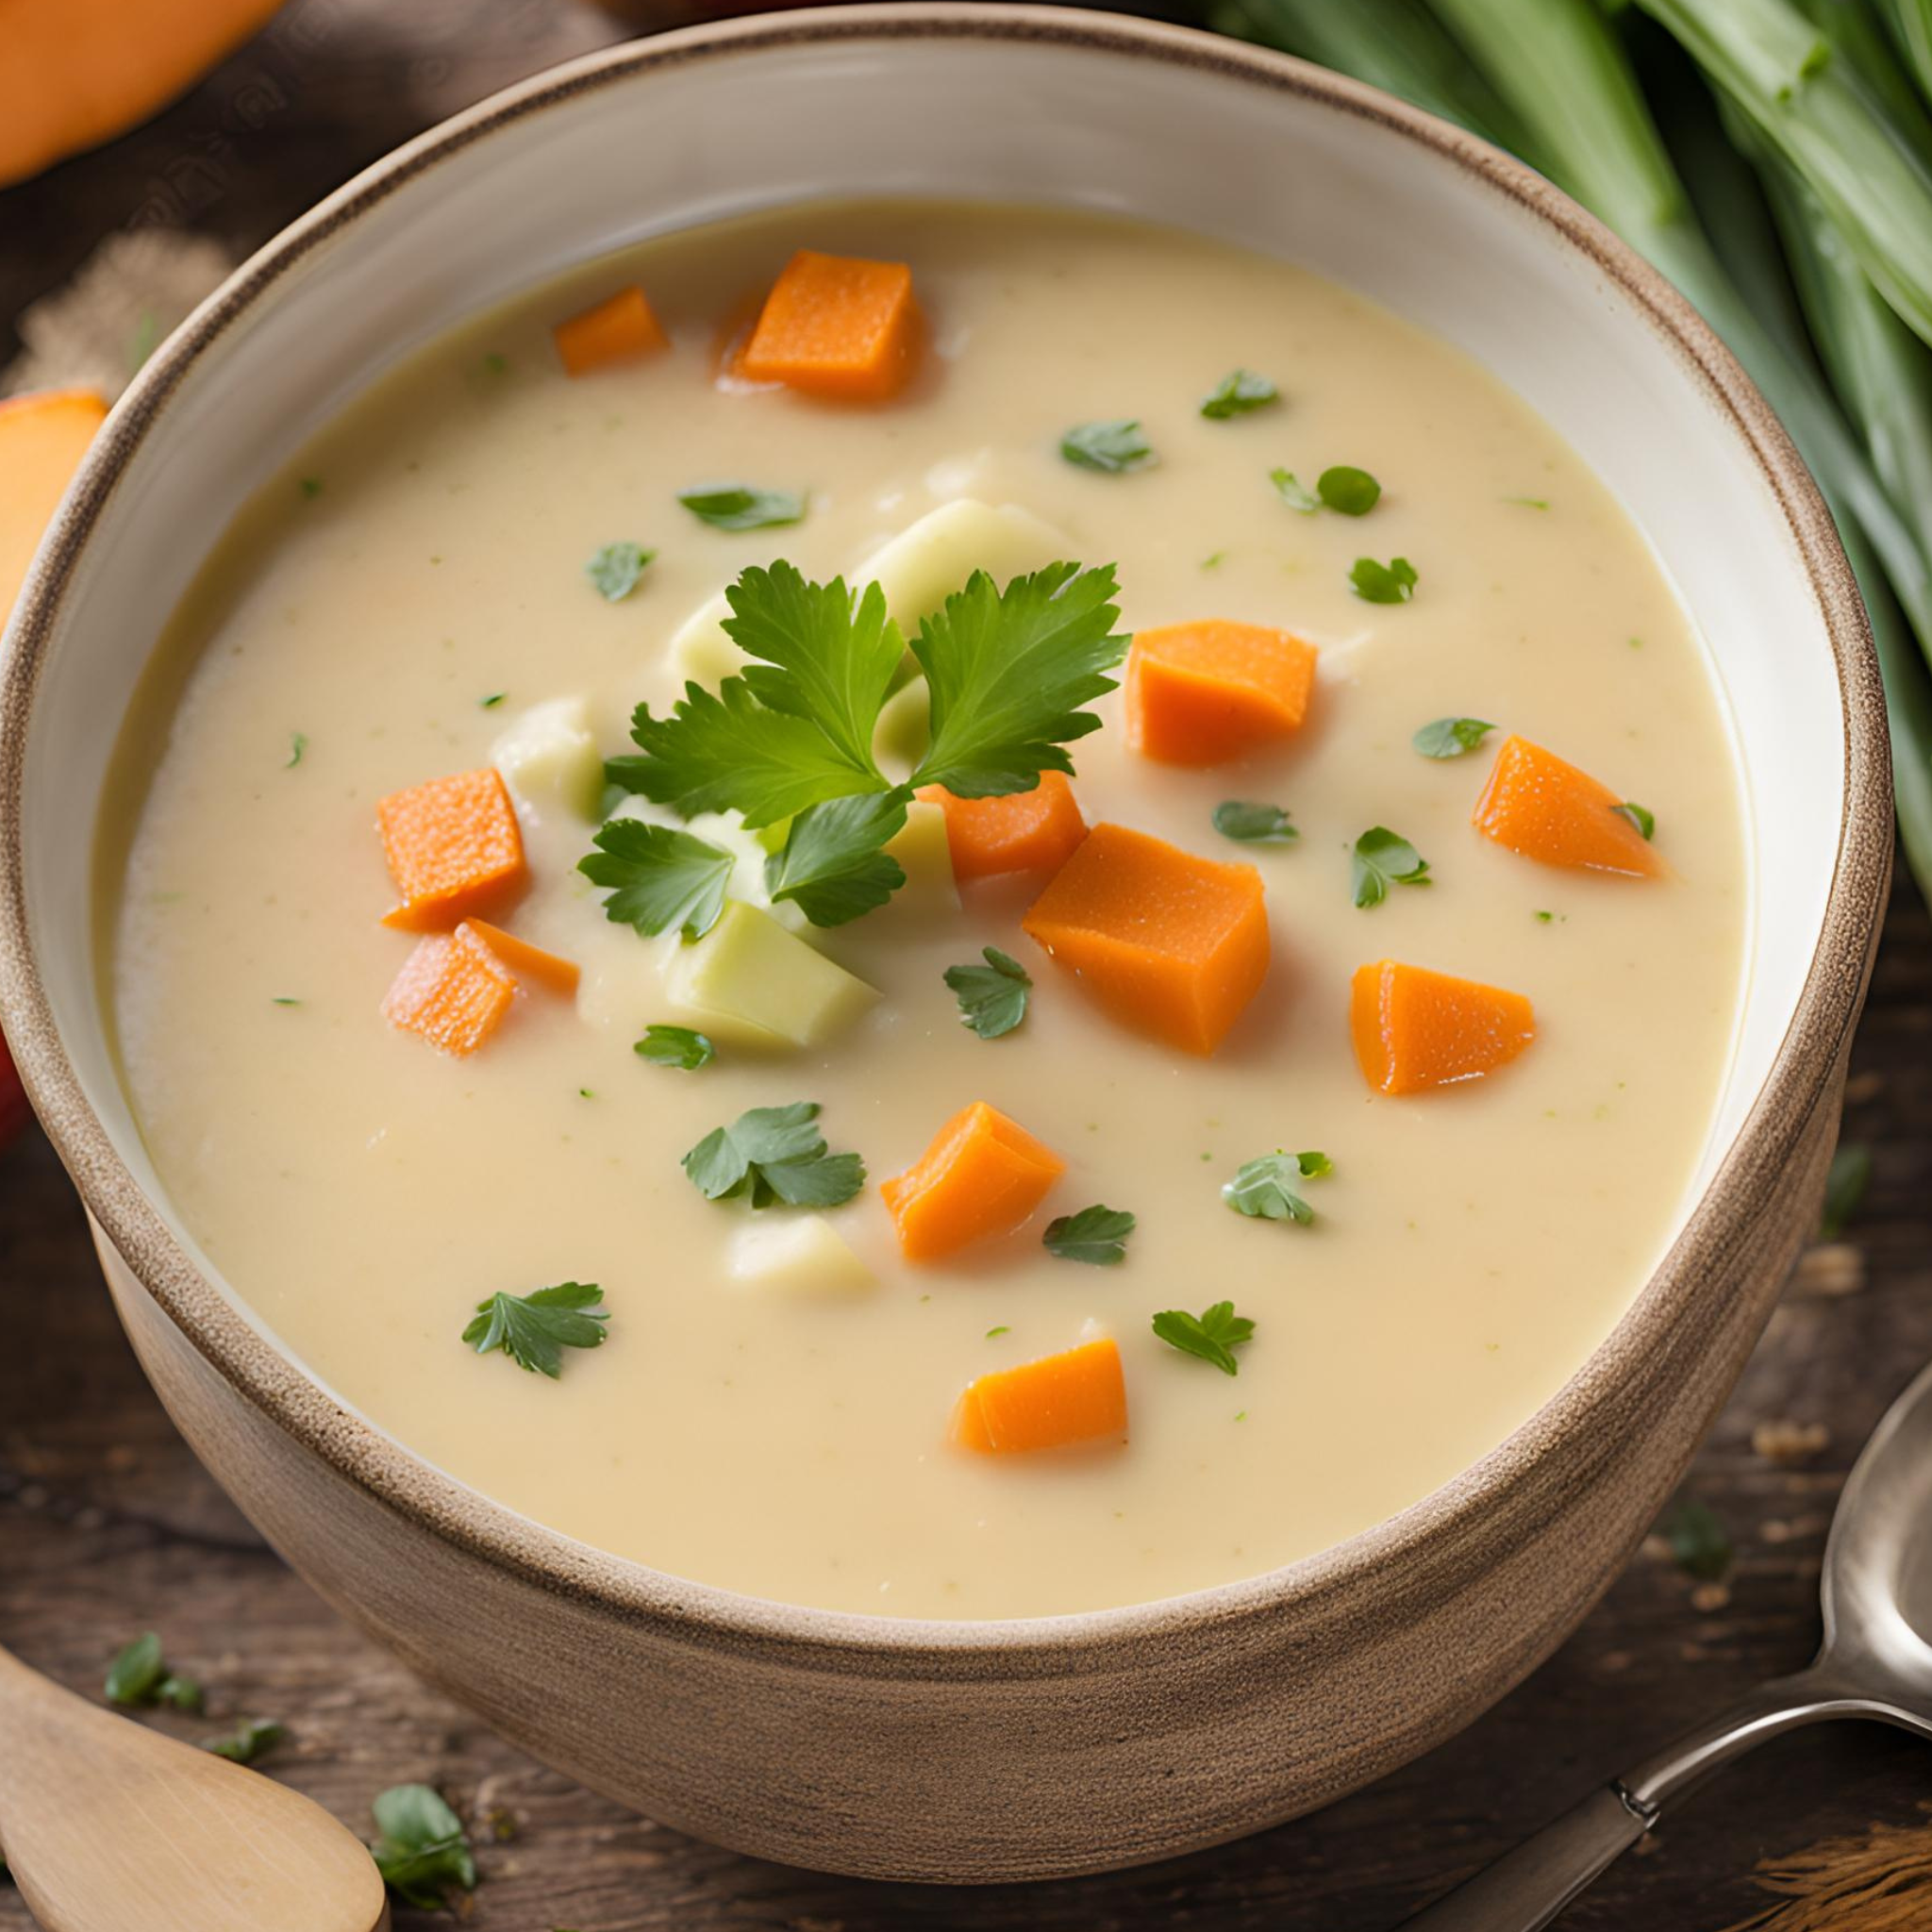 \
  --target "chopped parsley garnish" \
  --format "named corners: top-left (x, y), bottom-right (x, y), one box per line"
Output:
top-left (1212, 800), bottom-right (1298, 844)
top-left (461, 1282), bottom-right (608, 1378)
top-left (1042, 1204), bottom-right (1136, 1265)
top-left (578, 821), bottom-right (735, 942)
top-left (1614, 800), bottom-right (1657, 841)
top-left (1504, 494), bottom-right (1550, 509)
top-left (1317, 465), bottom-right (1381, 515)
top-left (1661, 1499), bottom-right (1732, 1582)
top-left (943, 946), bottom-right (1032, 1039)
top-left (1060, 419), bottom-right (1156, 474)
top-left (271, 996), bottom-right (302, 1007)
top-left (682, 1102), bottom-right (864, 1208)
top-left (1200, 370), bottom-right (1279, 420)
top-left (1412, 716), bottom-right (1496, 758)
top-left (1821, 1141), bottom-right (1873, 1239)
top-left (677, 484), bottom-right (807, 531)
top-left (635, 1024), bottom-right (715, 1070)
top-left (479, 691), bottom-right (507, 708)
top-left (1153, 1301), bottom-right (1255, 1375)
top-left (1223, 1149), bottom-right (1332, 1224)
top-left (1352, 826), bottom-right (1430, 908)
top-left (986, 1325), bottom-right (1011, 1339)
top-left (1350, 556), bottom-right (1418, 603)
top-left (205, 1718), bottom-right (286, 1765)
top-left (1269, 467), bottom-right (1321, 513)
top-left (369, 1785), bottom-right (478, 1912)
top-left (587, 540), bottom-right (655, 602)
top-left (298, 476), bottom-right (323, 500)
top-left (285, 732), bottom-right (307, 769)
top-left (480, 351), bottom-right (509, 377)
top-left (1534, 909), bottom-right (1557, 924)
